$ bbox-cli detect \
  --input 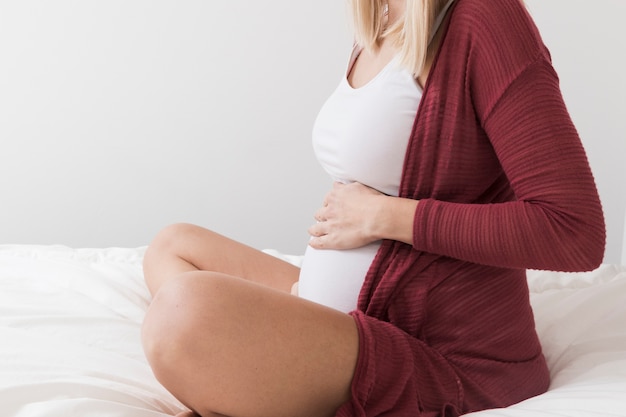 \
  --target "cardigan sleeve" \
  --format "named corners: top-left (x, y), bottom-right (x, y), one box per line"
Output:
top-left (413, 56), bottom-right (605, 272)
top-left (411, 0), bottom-right (605, 271)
